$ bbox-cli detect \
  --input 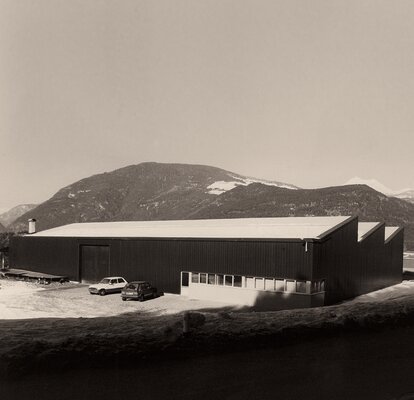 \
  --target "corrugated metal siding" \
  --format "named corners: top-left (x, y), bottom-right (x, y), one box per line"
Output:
top-left (313, 220), bottom-right (403, 305)
top-left (10, 236), bottom-right (313, 293)
top-left (358, 225), bottom-right (387, 296)
top-left (10, 223), bottom-right (403, 303)
top-left (312, 218), bottom-right (359, 305)
top-left (10, 236), bottom-right (79, 279)
top-left (384, 229), bottom-right (404, 285)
